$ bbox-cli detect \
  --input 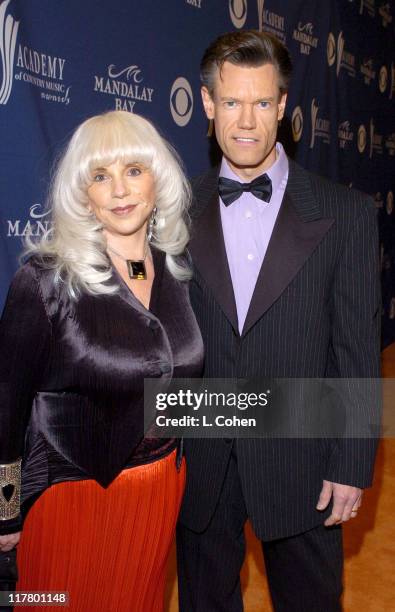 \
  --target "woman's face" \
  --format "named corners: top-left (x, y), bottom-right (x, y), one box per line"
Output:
top-left (87, 160), bottom-right (156, 239)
